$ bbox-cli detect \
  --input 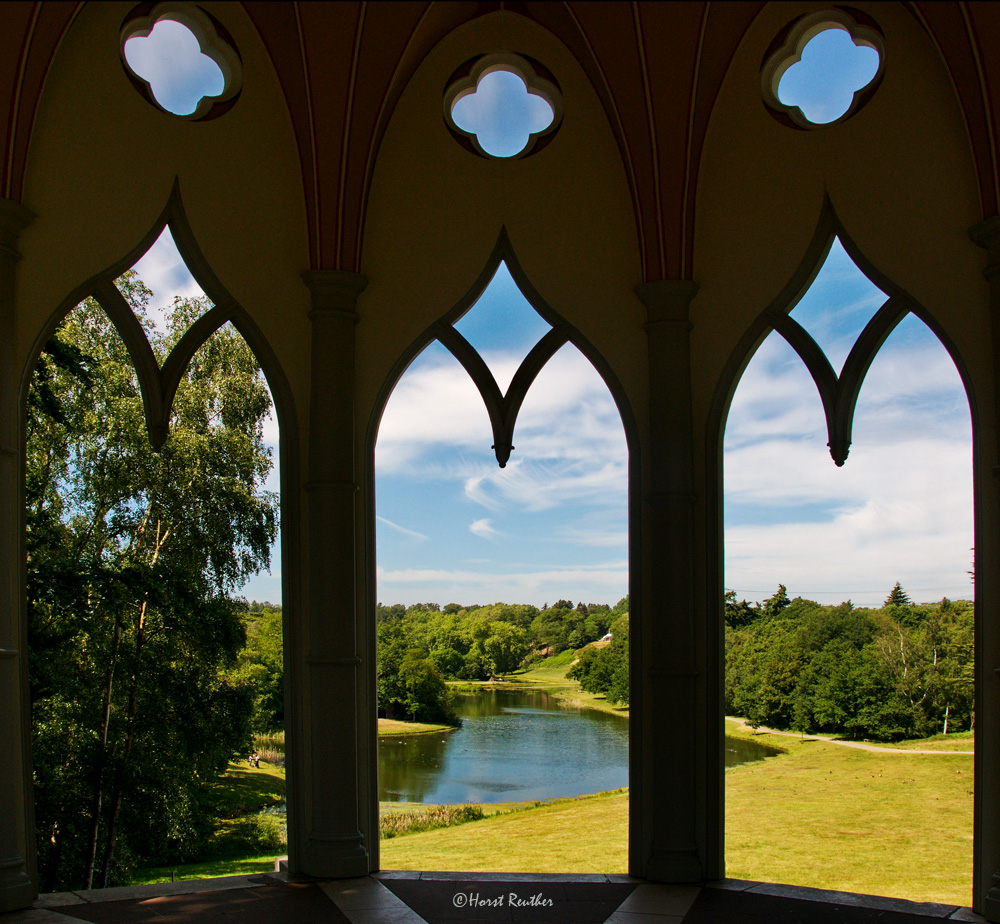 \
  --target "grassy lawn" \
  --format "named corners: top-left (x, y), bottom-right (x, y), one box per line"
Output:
top-left (724, 720), bottom-right (973, 906)
top-left (378, 718), bottom-right (972, 904)
top-left (872, 730), bottom-right (974, 751)
top-left (203, 761), bottom-right (285, 818)
top-left (379, 790), bottom-right (628, 873)
top-left (133, 854), bottom-right (280, 884)
top-left (379, 718), bottom-right (456, 737)
top-left (134, 669), bottom-right (974, 906)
